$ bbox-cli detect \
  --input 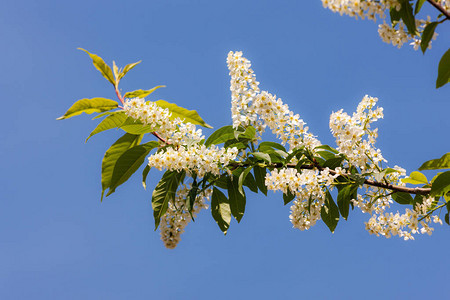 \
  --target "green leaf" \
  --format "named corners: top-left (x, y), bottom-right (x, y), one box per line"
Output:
top-left (321, 190), bottom-right (339, 233)
top-left (57, 98), bottom-right (118, 120)
top-left (211, 187), bottom-right (231, 234)
top-left (420, 22), bottom-right (438, 54)
top-left (243, 172), bottom-right (258, 194)
top-left (337, 184), bottom-right (358, 220)
top-left (155, 99), bottom-right (212, 128)
top-left (283, 190), bottom-right (295, 205)
top-left (93, 111), bottom-right (114, 120)
top-left (152, 170), bottom-right (185, 230)
top-left (253, 166), bottom-right (267, 196)
top-left (431, 171), bottom-right (450, 197)
top-left (123, 86), bottom-right (165, 99)
top-left (414, 0), bottom-right (426, 14)
top-left (251, 152), bottom-right (271, 164)
top-left (445, 212), bottom-right (449, 225)
top-left (186, 175), bottom-right (199, 216)
top-left (142, 165), bottom-right (150, 189)
top-left (418, 153), bottom-right (450, 170)
top-left (120, 117), bottom-right (155, 135)
top-left (118, 61), bottom-right (141, 81)
top-left (323, 156), bottom-right (345, 169)
top-left (86, 111), bottom-right (128, 142)
top-left (258, 141), bottom-right (286, 153)
top-left (399, 0), bottom-right (417, 35)
top-left (205, 126), bottom-right (235, 147)
top-left (436, 48), bottom-right (450, 88)
top-left (101, 133), bottom-right (142, 200)
top-left (390, 7), bottom-right (401, 23)
top-left (315, 145), bottom-right (339, 154)
top-left (107, 141), bottom-right (159, 196)
top-left (227, 176), bottom-right (246, 222)
top-left (112, 61), bottom-right (120, 81)
top-left (392, 192), bottom-right (414, 205)
top-left (78, 48), bottom-right (115, 85)
top-left (238, 166), bottom-right (253, 195)
top-left (401, 171), bottom-right (428, 185)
